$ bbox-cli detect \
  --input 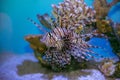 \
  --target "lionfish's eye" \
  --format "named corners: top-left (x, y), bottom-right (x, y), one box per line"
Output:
top-left (49, 47), bottom-right (57, 50)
